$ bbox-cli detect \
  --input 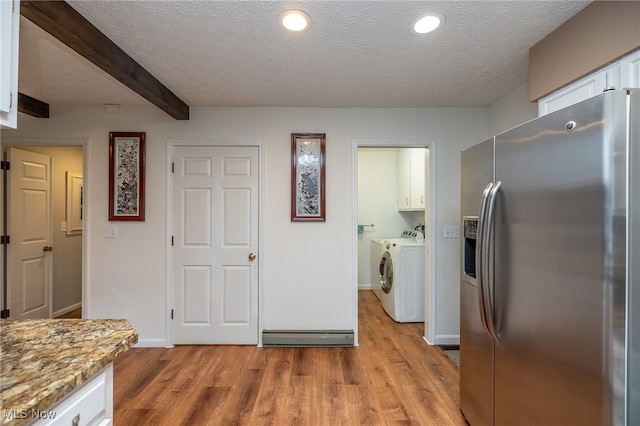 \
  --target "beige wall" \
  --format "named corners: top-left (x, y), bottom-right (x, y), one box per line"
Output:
top-left (529, 1), bottom-right (640, 101)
